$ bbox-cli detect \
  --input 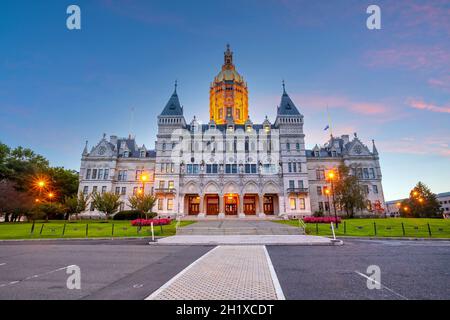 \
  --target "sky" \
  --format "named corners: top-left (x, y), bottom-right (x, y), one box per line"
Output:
top-left (0, 0), bottom-right (449, 200)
